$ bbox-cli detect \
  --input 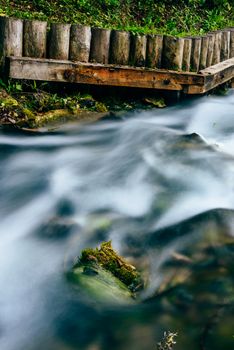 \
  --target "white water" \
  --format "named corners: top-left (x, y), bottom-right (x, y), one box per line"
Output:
top-left (0, 91), bottom-right (234, 350)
